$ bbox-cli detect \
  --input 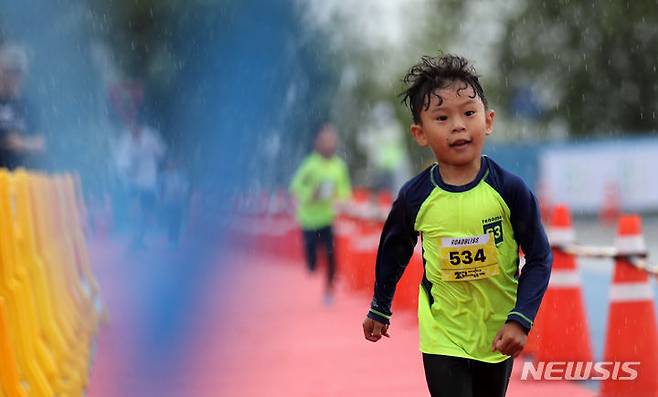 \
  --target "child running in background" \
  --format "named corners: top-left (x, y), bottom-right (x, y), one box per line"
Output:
top-left (290, 124), bottom-right (352, 305)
